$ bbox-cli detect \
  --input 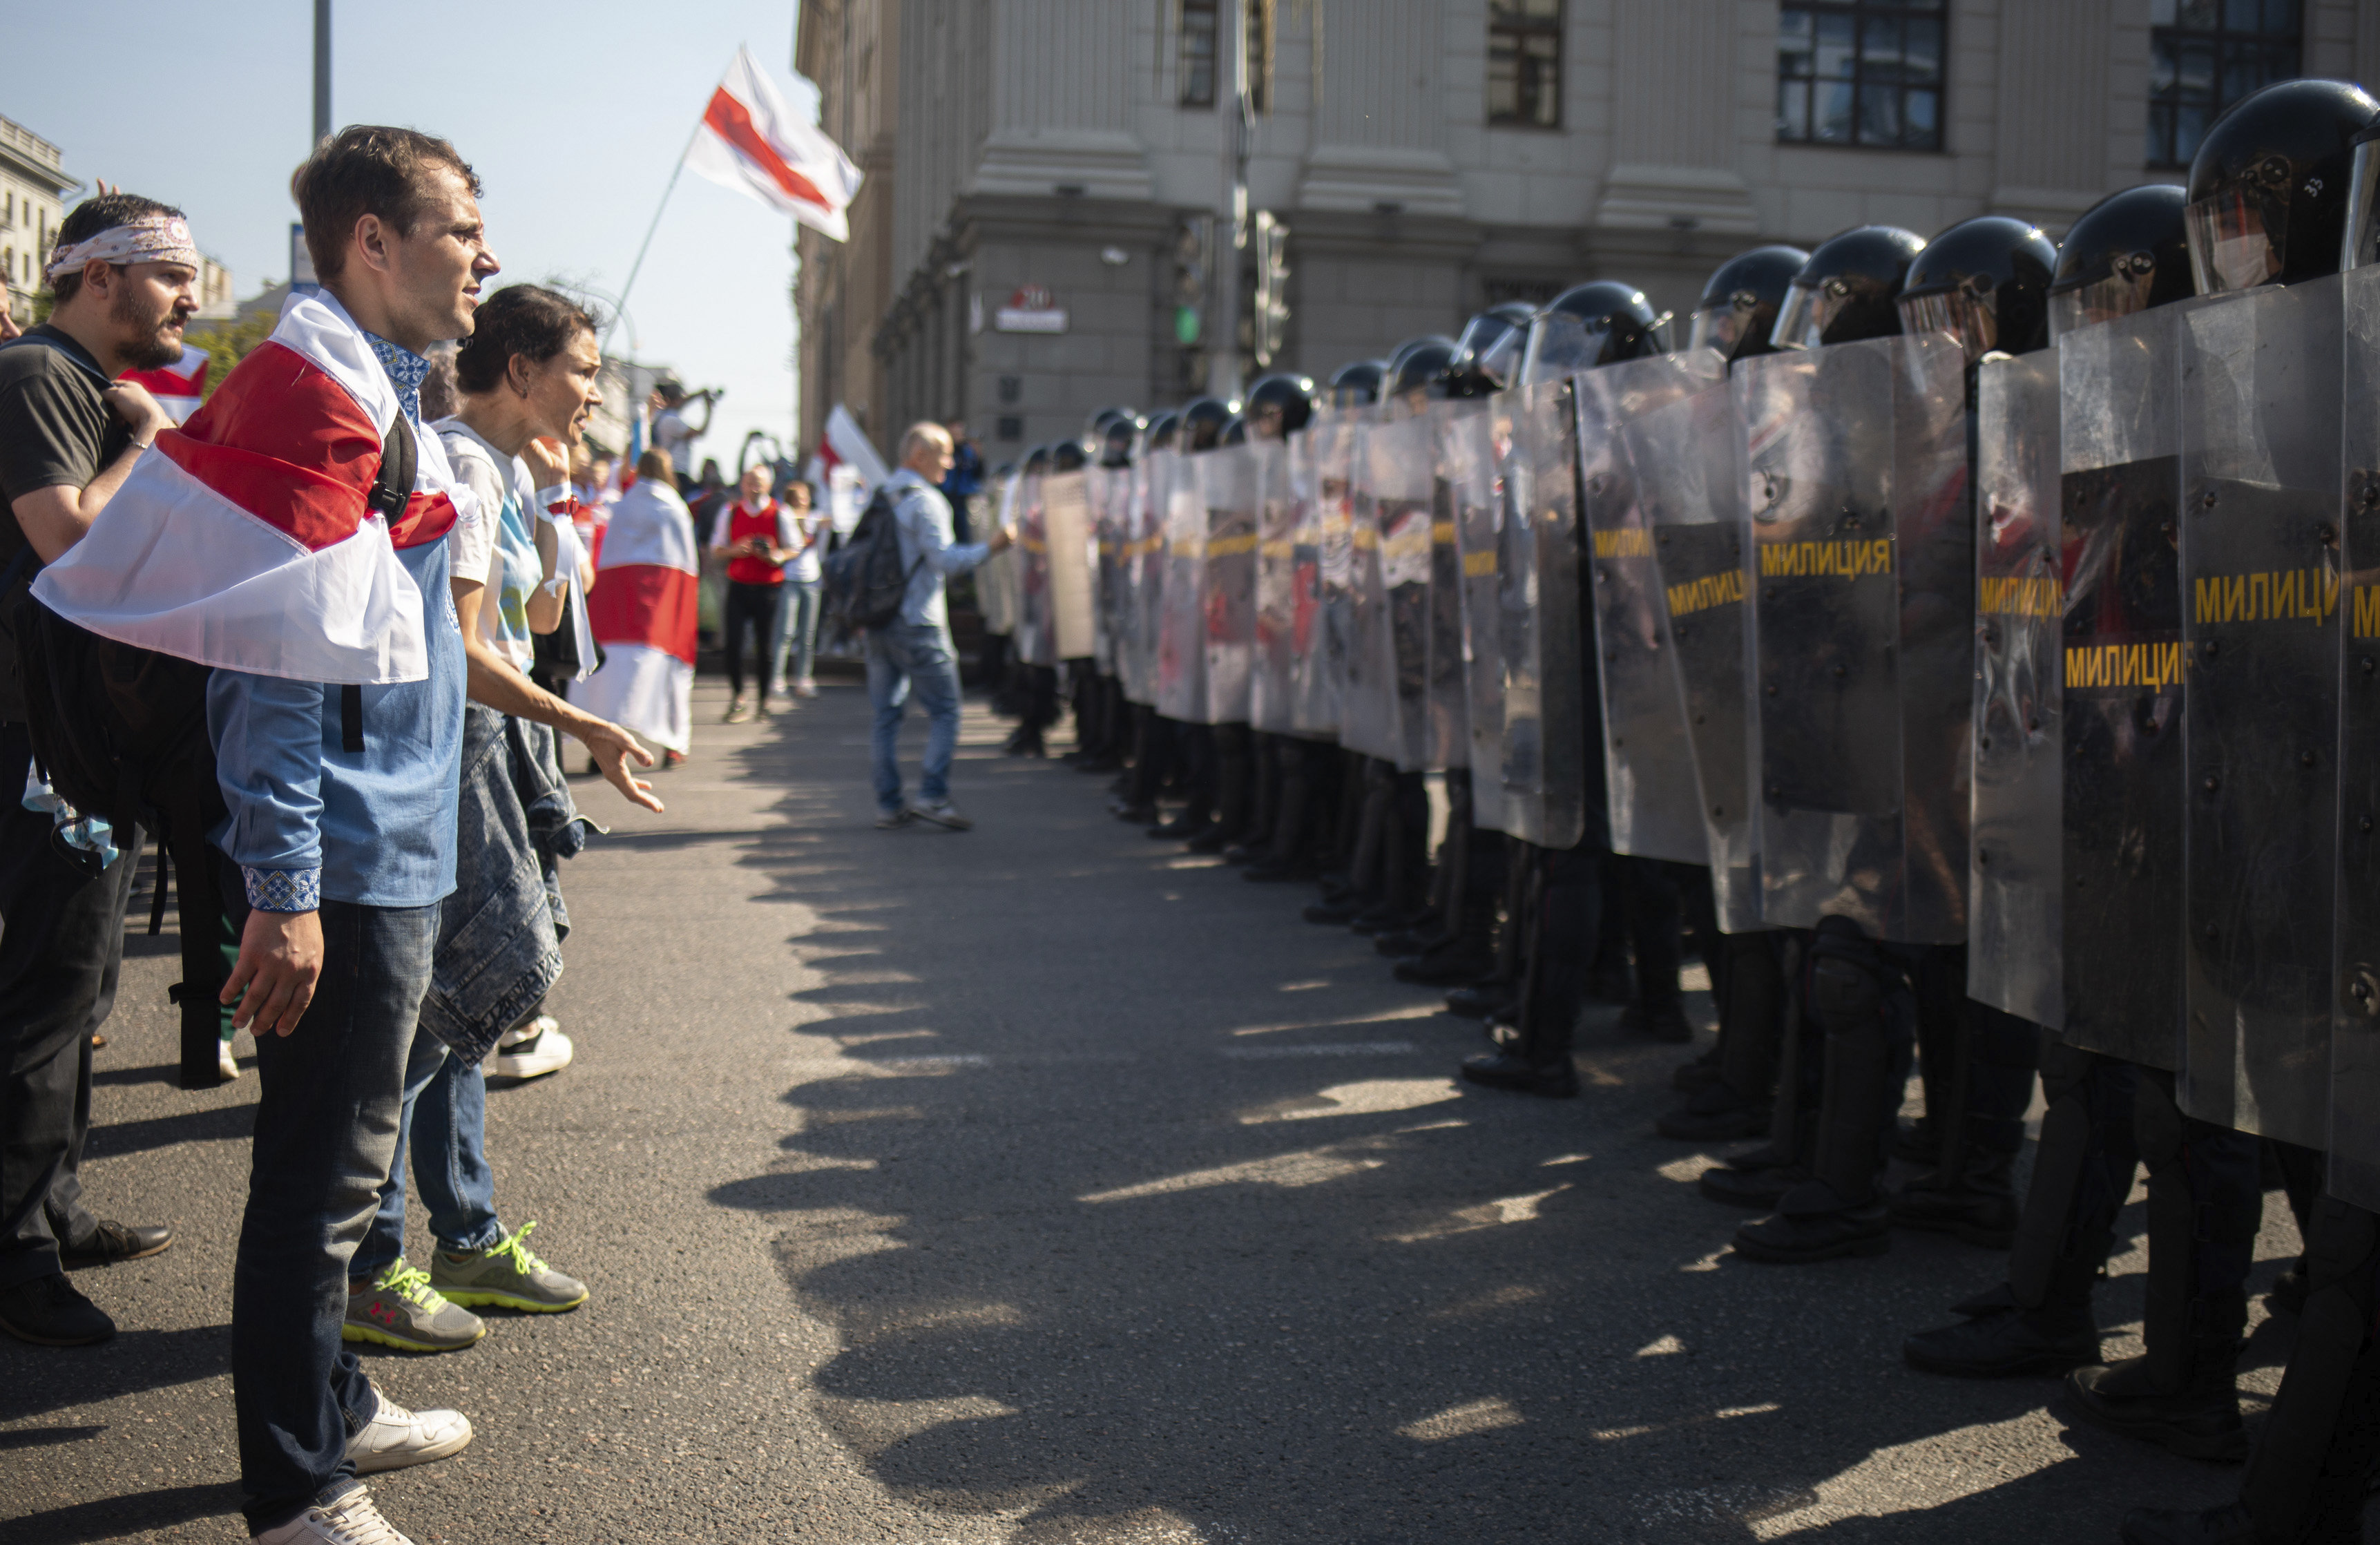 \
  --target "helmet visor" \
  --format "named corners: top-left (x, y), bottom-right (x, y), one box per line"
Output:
top-left (2185, 187), bottom-right (2285, 294)
top-left (1464, 323), bottom-right (1527, 390)
top-left (2048, 269), bottom-right (2158, 340)
top-left (2345, 139), bottom-right (2380, 274)
top-left (1768, 278), bottom-right (1847, 352)
top-left (1897, 290), bottom-right (1999, 362)
top-left (1689, 300), bottom-right (1754, 359)
top-left (1521, 313), bottom-right (1604, 384)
